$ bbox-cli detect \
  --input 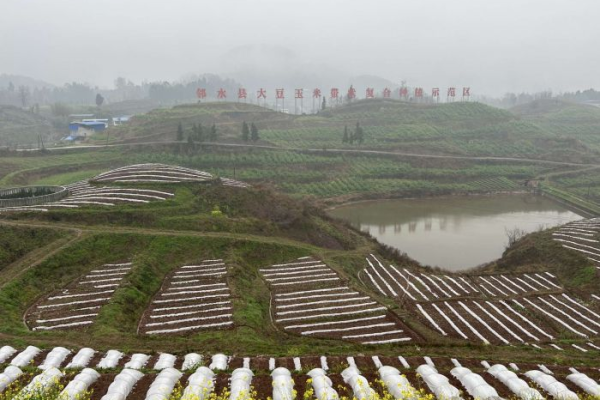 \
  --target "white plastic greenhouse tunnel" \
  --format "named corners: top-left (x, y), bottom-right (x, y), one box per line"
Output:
top-left (181, 367), bottom-right (215, 400)
top-left (306, 368), bottom-right (339, 400)
top-left (229, 368), bottom-right (254, 400)
top-left (58, 368), bottom-right (100, 400)
top-left (450, 366), bottom-right (500, 400)
top-left (100, 369), bottom-right (145, 400)
top-left (145, 368), bottom-right (183, 400)
top-left (415, 364), bottom-right (462, 400)
top-left (341, 366), bottom-right (377, 400)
